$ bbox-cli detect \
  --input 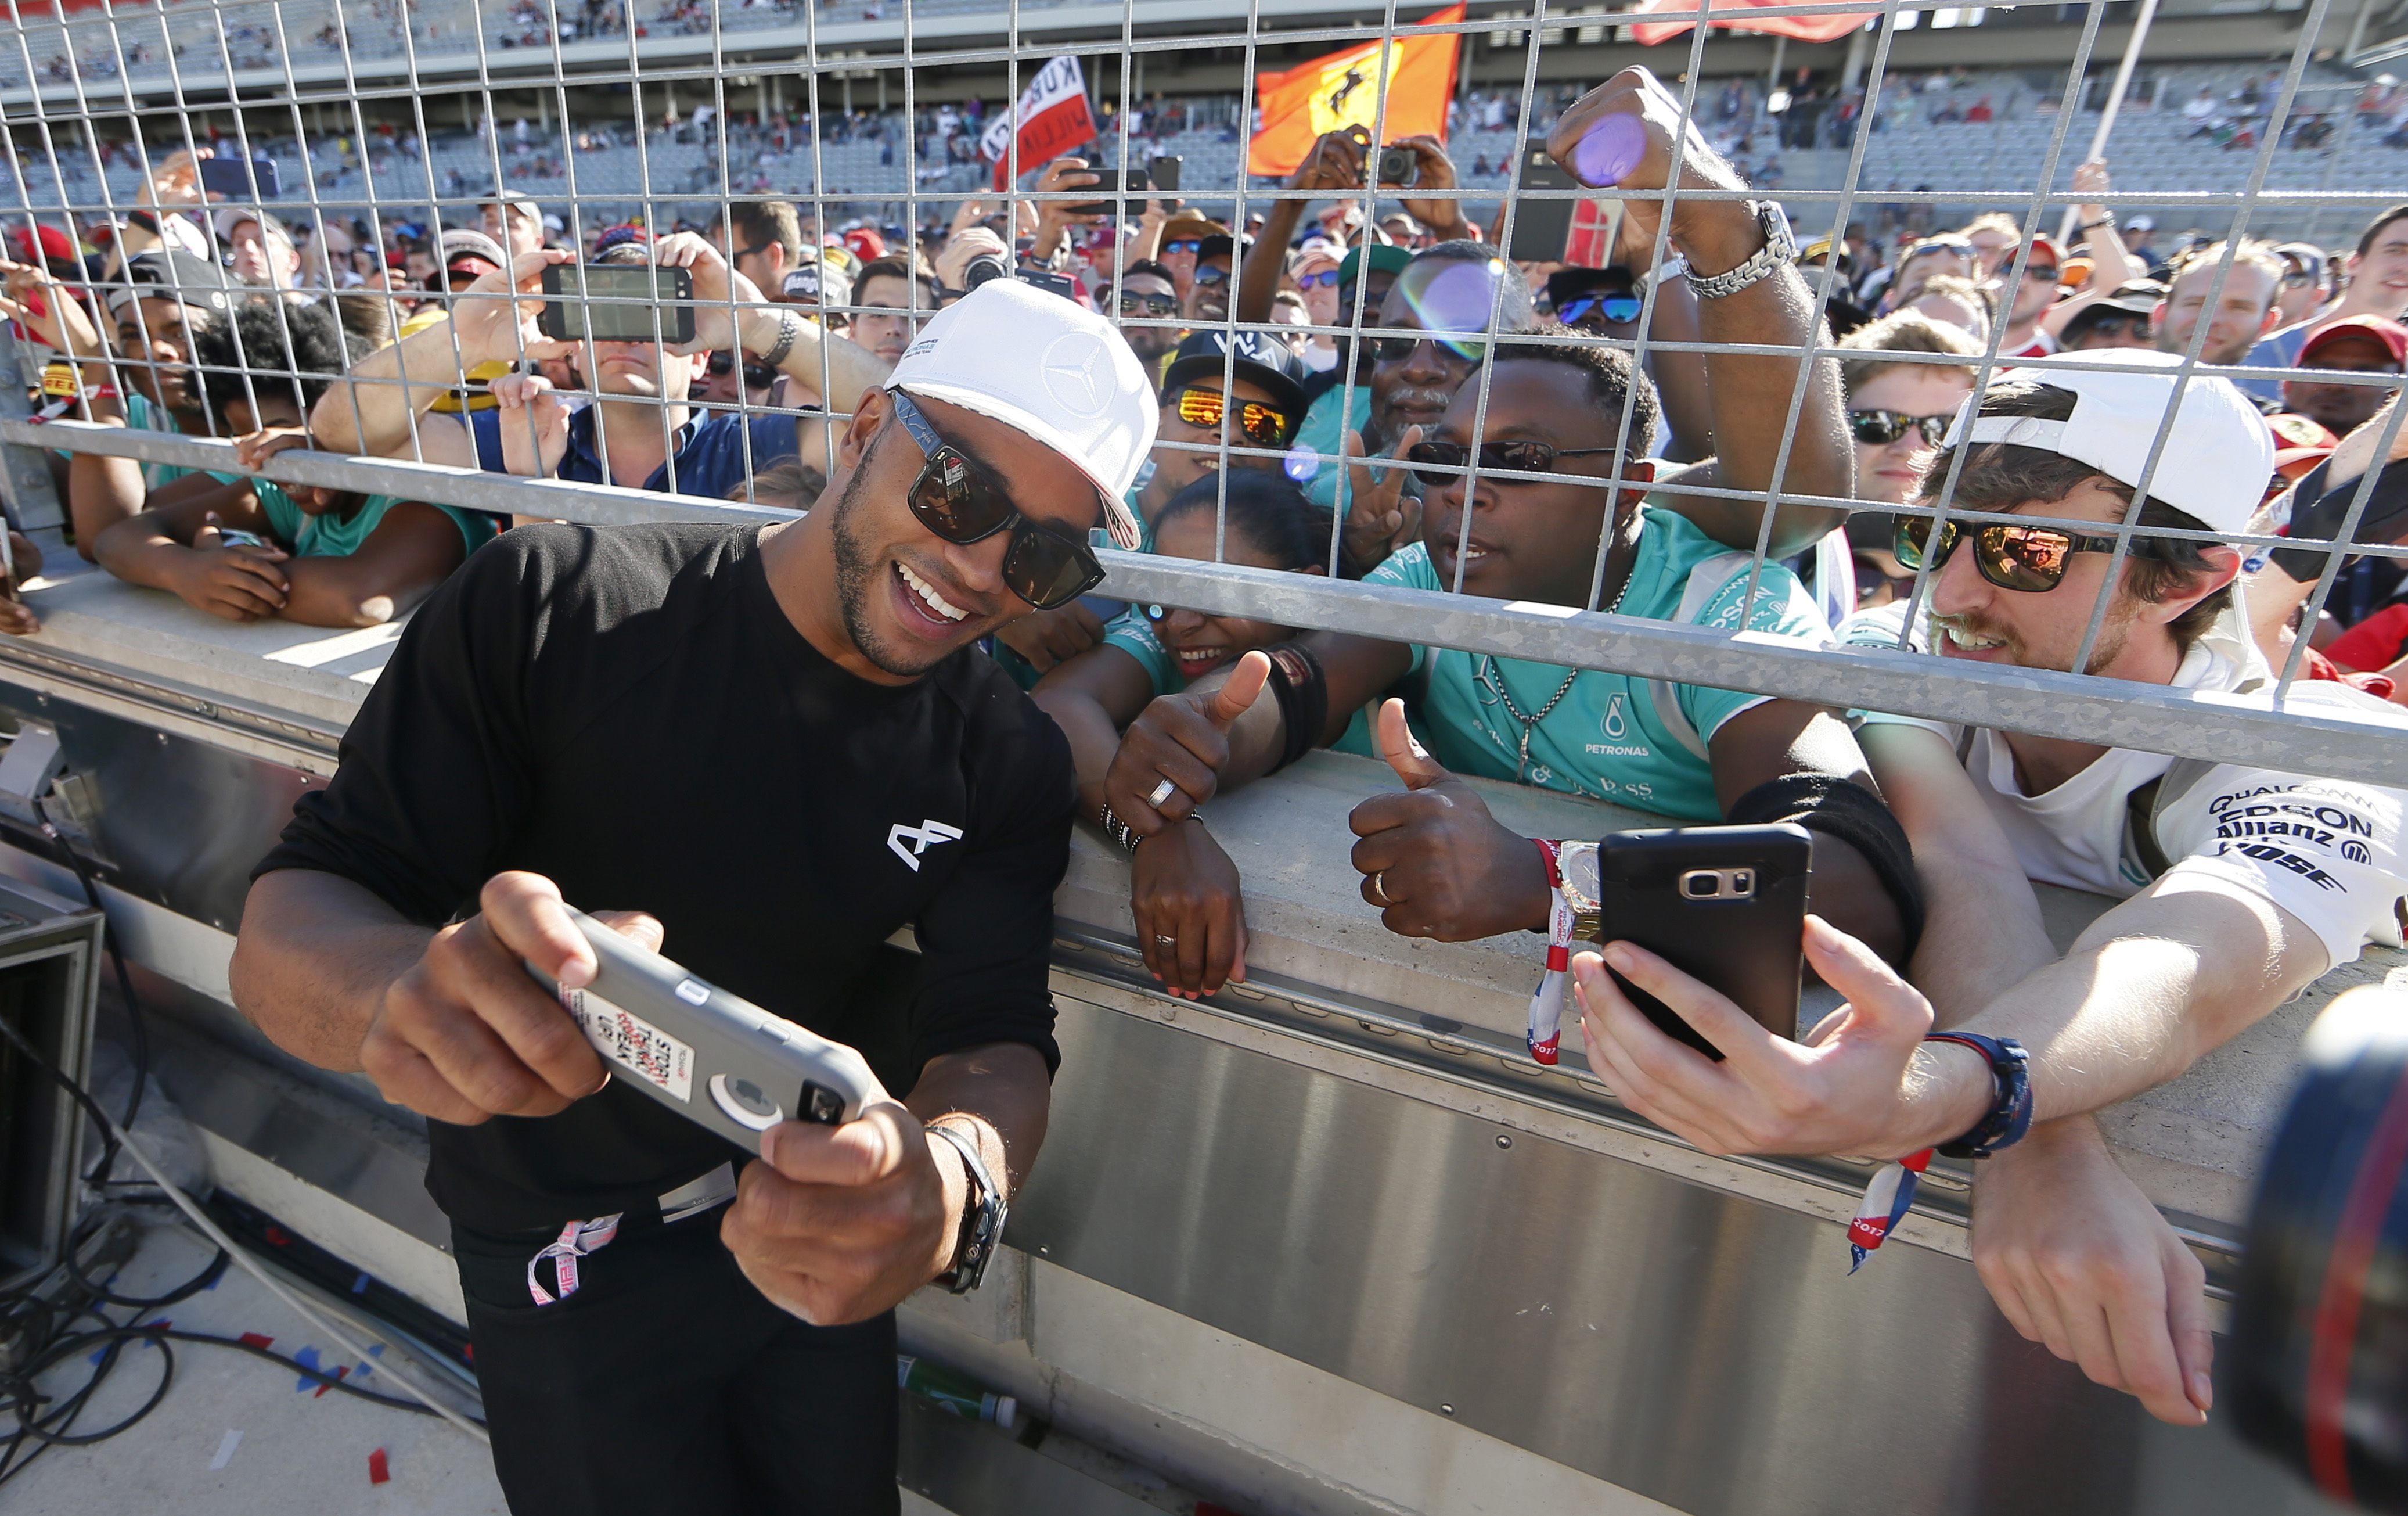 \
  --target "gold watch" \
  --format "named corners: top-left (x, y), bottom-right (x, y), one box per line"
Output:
top-left (1556, 840), bottom-right (1604, 941)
